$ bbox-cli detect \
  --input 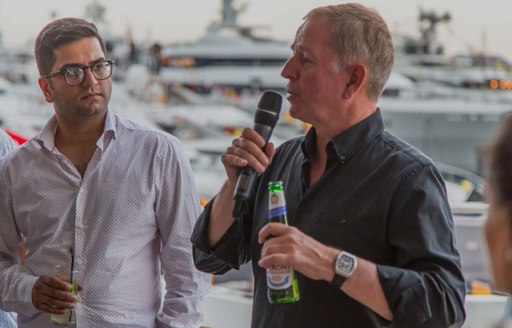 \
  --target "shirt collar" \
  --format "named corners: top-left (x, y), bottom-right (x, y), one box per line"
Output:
top-left (36, 110), bottom-right (117, 151)
top-left (301, 108), bottom-right (385, 163)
